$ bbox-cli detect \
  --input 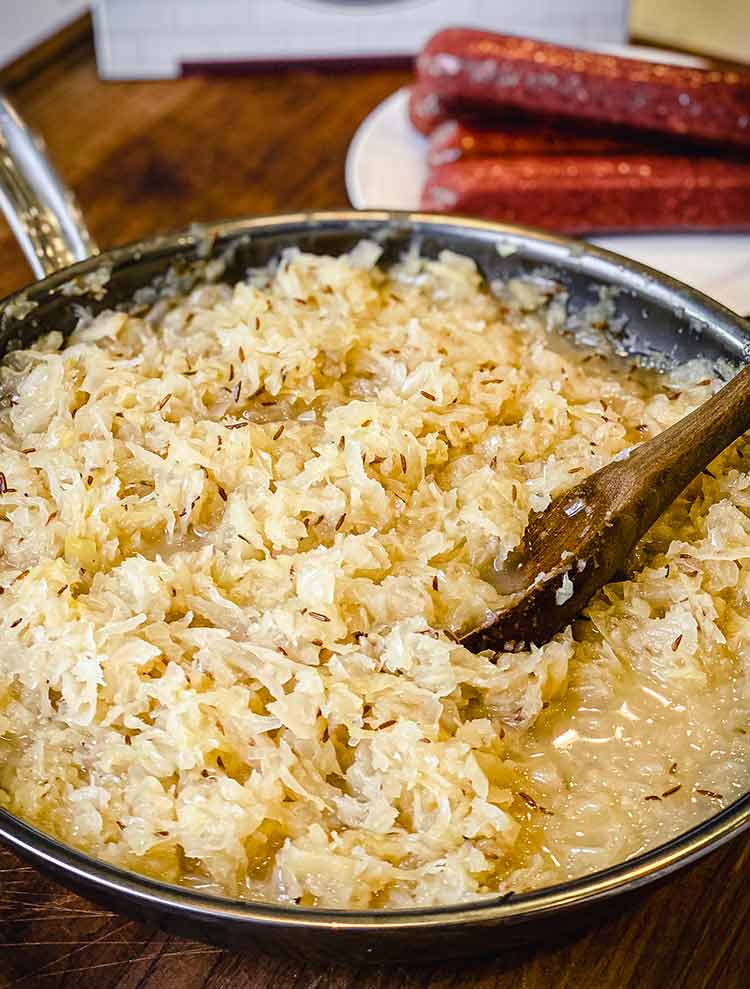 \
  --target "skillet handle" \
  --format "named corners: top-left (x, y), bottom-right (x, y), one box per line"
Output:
top-left (0, 92), bottom-right (98, 278)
